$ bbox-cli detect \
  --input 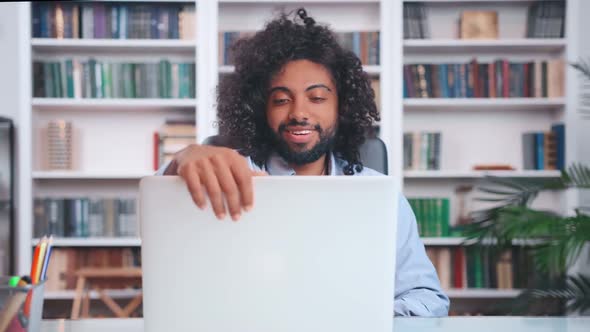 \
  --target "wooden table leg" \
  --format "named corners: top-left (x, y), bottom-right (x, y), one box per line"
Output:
top-left (71, 276), bottom-right (86, 319)
top-left (81, 291), bottom-right (90, 318)
top-left (121, 293), bottom-right (143, 317)
top-left (97, 289), bottom-right (126, 318)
